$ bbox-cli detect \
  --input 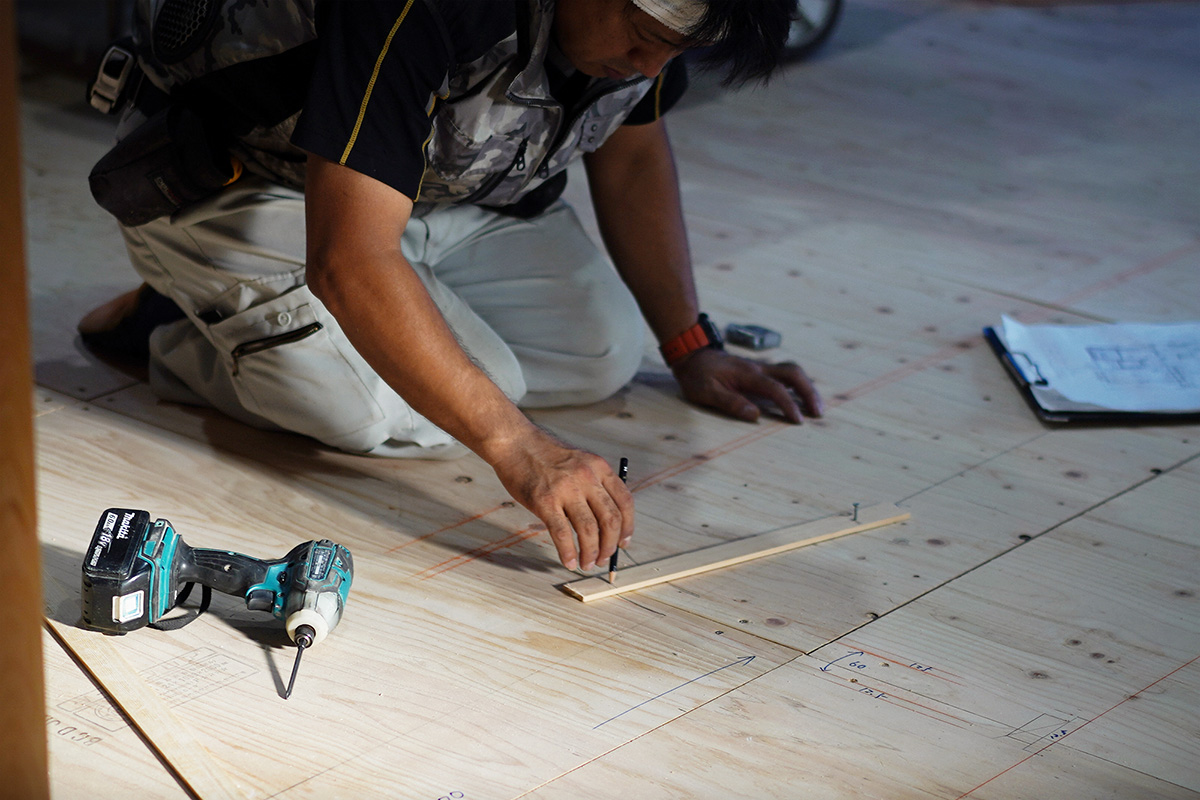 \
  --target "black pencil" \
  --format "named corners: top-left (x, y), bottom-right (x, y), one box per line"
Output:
top-left (609, 457), bottom-right (628, 584)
